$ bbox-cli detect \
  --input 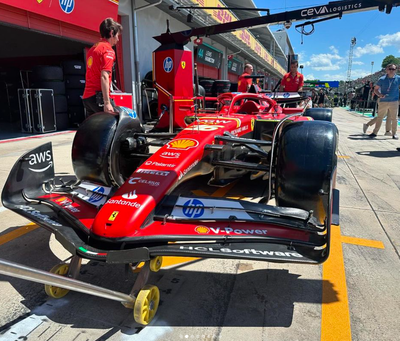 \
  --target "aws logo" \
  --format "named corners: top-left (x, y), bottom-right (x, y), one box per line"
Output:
top-left (59, 0), bottom-right (74, 14)
top-left (28, 150), bottom-right (53, 173)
